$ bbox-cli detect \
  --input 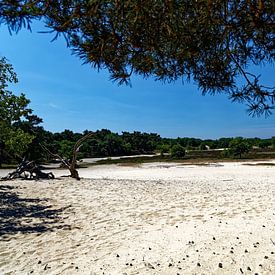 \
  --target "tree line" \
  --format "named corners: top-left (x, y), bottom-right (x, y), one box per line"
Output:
top-left (1, 122), bottom-right (275, 166)
top-left (1, 57), bottom-right (275, 167)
